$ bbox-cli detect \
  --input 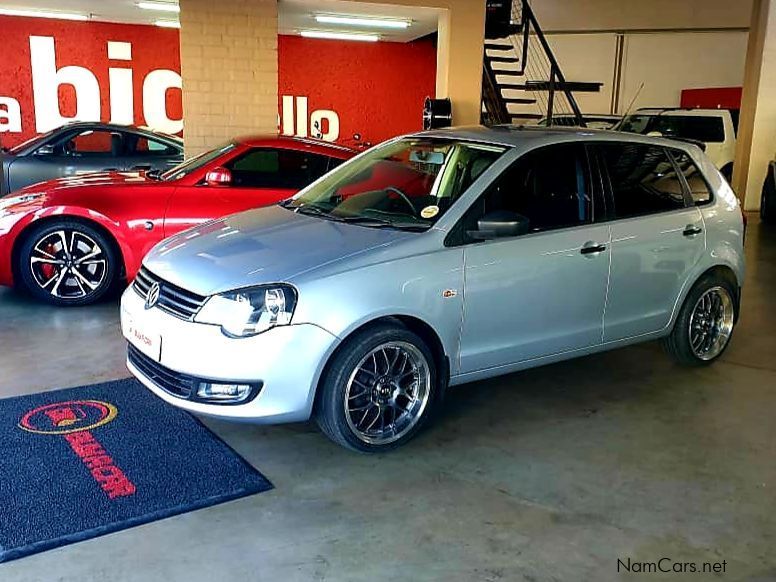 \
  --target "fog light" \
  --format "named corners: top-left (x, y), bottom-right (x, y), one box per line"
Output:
top-left (196, 382), bottom-right (252, 402)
